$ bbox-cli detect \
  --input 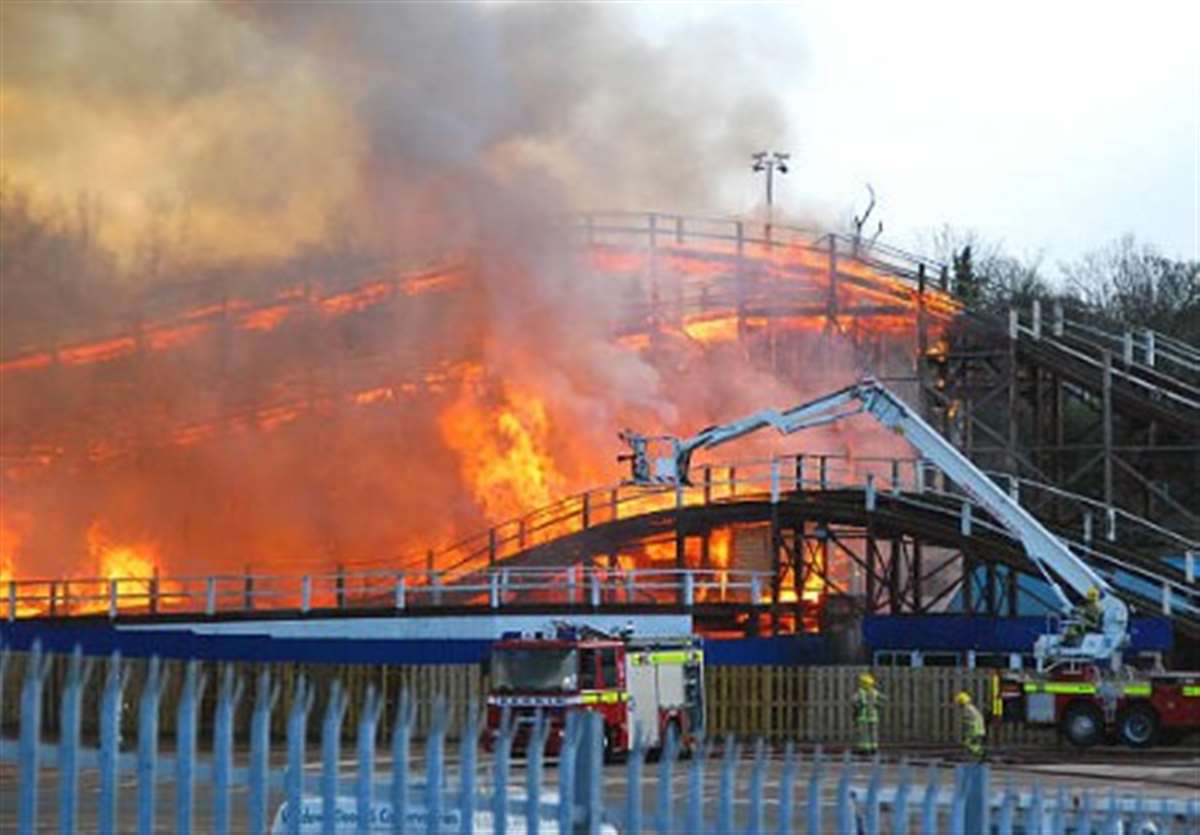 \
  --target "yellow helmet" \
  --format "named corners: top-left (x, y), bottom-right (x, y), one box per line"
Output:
top-left (859, 672), bottom-right (876, 687)
top-left (955, 691), bottom-right (972, 706)
top-left (1087, 586), bottom-right (1100, 602)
